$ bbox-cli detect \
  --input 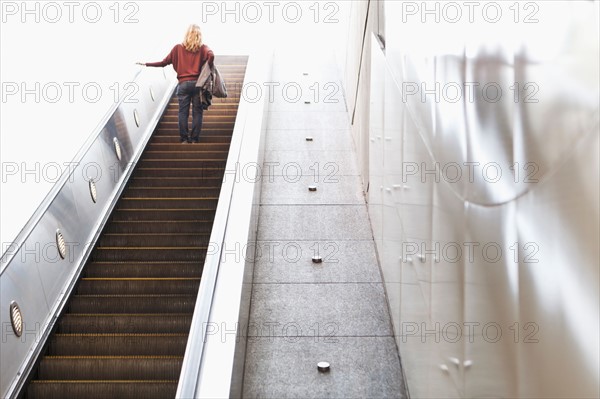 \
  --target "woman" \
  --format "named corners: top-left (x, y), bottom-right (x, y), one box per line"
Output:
top-left (139, 25), bottom-right (214, 143)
